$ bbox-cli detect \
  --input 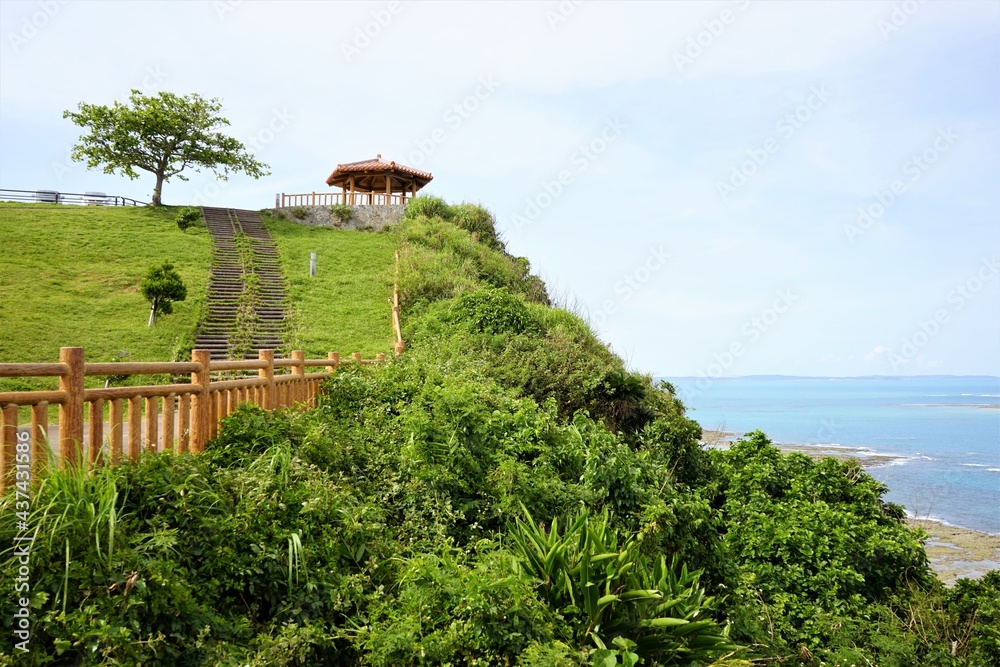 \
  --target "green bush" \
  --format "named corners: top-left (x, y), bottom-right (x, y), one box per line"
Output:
top-left (175, 206), bottom-right (202, 232)
top-left (451, 202), bottom-right (505, 251)
top-left (405, 194), bottom-right (452, 220)
top-left (711, 430), bottom-right (934, 655)
top-left (329, 203), bottom-right (353, 224)
top-left (450, 287), bottom-right (542, 335)
top-left (357, 551), bottom-right (559, 665)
